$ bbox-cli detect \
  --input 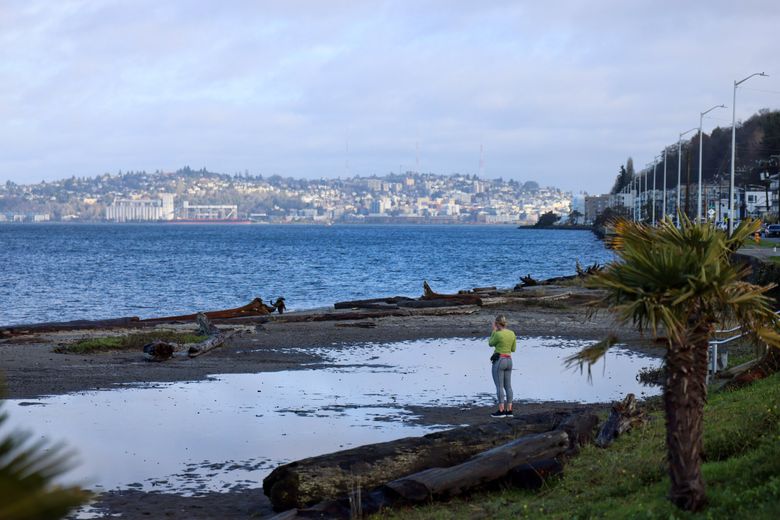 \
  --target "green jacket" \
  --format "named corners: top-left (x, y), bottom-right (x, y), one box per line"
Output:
top-left (489, 329), bottom-right (517, 355)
